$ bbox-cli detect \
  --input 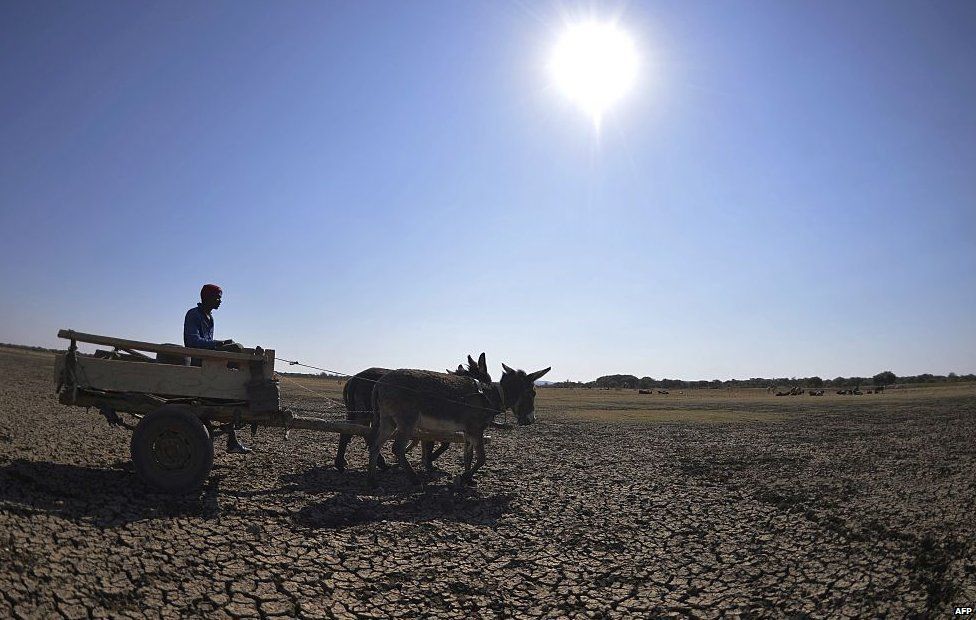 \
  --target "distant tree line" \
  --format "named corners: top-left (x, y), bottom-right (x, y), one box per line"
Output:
top-left (0, 343), bottom-right (64, 353)
top-left (547, 370), bottom-right (976, 389)
top-left (275, 370), bottom-right (345, 379)
top-left (1, 342), bottom-right (972, 389)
